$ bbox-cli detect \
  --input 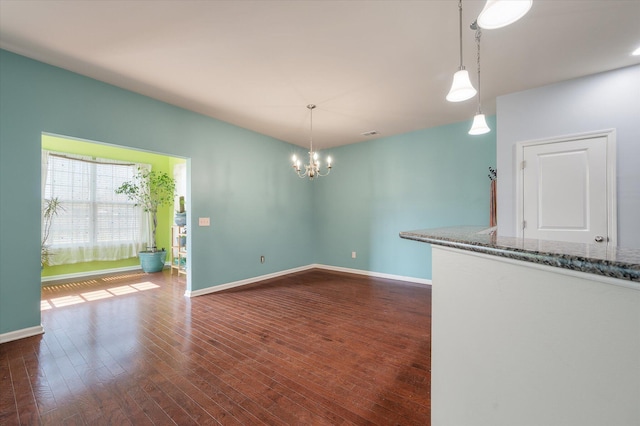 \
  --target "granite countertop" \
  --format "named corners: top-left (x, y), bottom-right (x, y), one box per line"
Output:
top-left (399, 226), bottom-right (640, 284)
